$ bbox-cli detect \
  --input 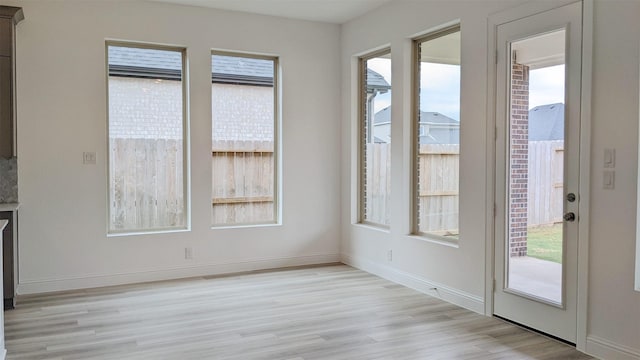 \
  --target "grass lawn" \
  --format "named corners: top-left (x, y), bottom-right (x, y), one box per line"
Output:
top-left (526, 223), bottom-right (563, 263)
